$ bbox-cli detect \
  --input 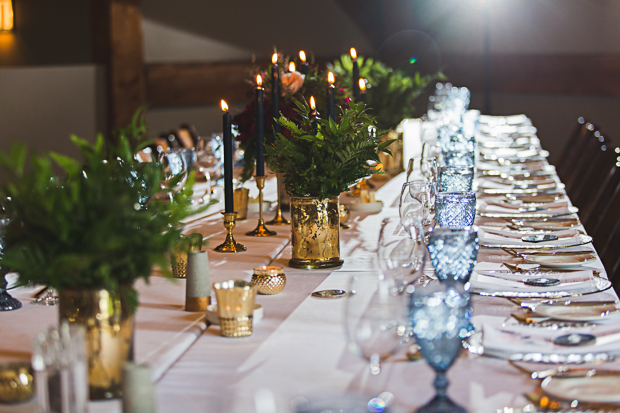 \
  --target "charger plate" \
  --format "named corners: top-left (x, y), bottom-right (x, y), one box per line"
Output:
top-left (521, 252), bottom-right (597, 268)
top-left (542, 375), bottom-right (620, 404)
top-left (480, 234), bottom-right (592, 249)
top-left (471, 272), bottom-right (610, 299)
top-left (479, 206), bottom-right (578, 219)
